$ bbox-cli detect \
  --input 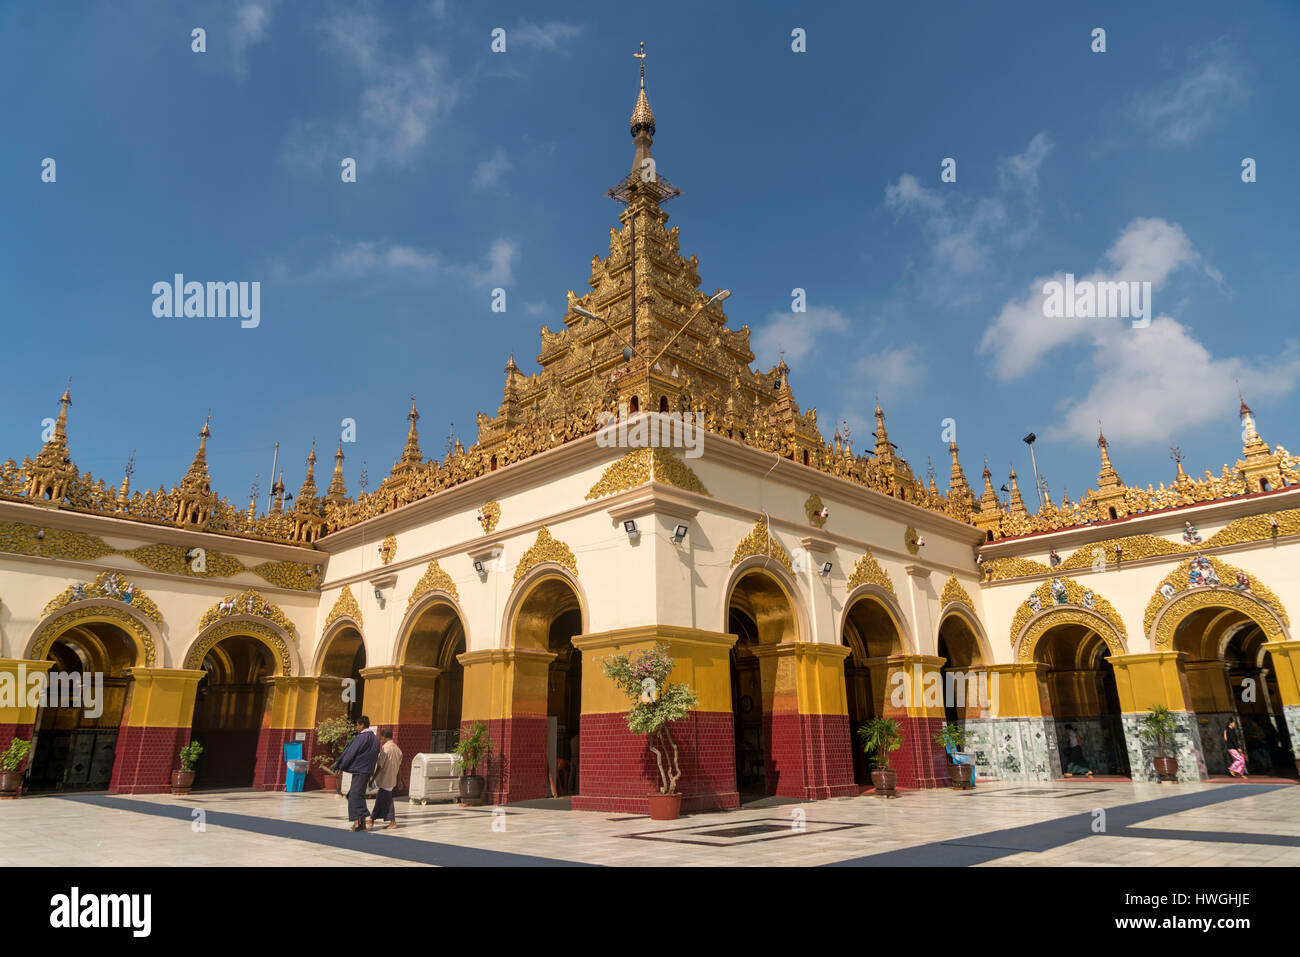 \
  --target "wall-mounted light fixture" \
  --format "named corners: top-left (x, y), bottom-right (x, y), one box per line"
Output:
top-left (672, 524), bottom-right (689, 544)
top-left (623, 519), bottom-right (639, 538)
